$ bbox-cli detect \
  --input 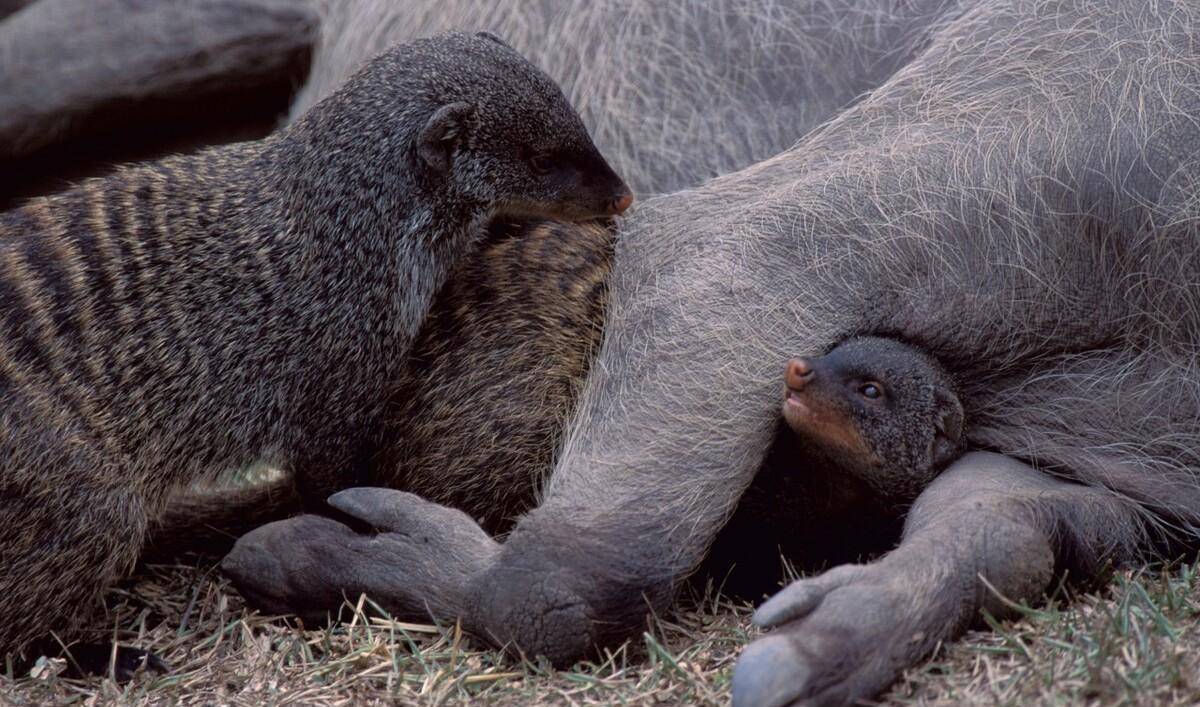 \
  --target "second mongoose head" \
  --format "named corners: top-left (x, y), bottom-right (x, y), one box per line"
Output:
top-left (782, 336), bottom-right (965, 503)
top-left (284, 31), bottom-right (633, 223)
